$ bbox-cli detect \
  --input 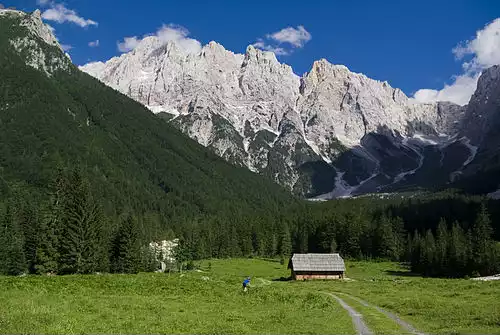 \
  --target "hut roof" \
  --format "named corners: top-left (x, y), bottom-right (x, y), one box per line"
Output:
top-left (289, 253), bottom-right (345, 272)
